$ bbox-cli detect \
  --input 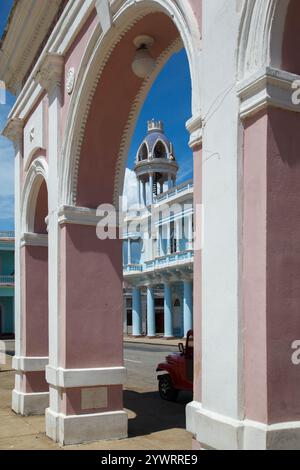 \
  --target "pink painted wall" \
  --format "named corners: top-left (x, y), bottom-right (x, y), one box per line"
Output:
top-left (22, 245), bottom-right (48, 357)
top-left (61, 10), bottom-right (98, 138)
top-left (77, 13), bottom-right (179, 207)
top-left (60, 224), bottom-right (123, 369)
top-left (243, 111), bottom-right (268, 423)
top-left (244, 108), bottom-right (300, 424)
top-left (23, 371), bottom-right (48, 394)
top-left (281, 0), bottom-right (300, 75)
top-left (193, 146), bottom-right (202, 403)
